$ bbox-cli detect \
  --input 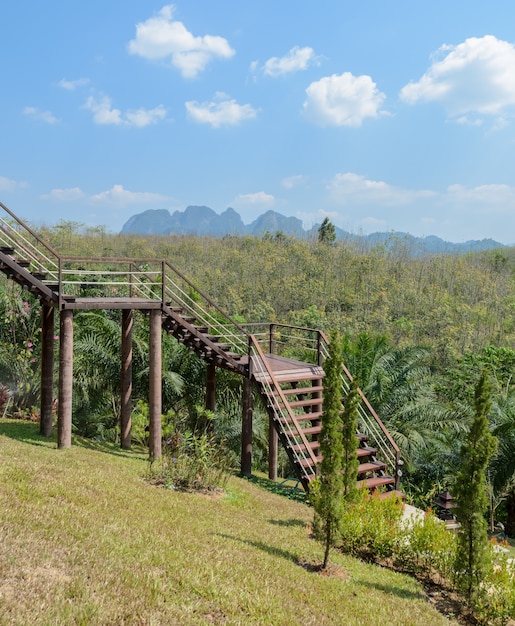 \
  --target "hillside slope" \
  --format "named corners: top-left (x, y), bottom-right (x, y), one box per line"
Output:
top-left (0, 420), bottom-right (455, 625)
